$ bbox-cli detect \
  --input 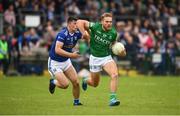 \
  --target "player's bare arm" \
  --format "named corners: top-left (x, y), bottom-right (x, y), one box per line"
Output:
top-left (77, 20), bottom-right (90, 40)
top-left (55, 41), bottom-right (80, 58)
